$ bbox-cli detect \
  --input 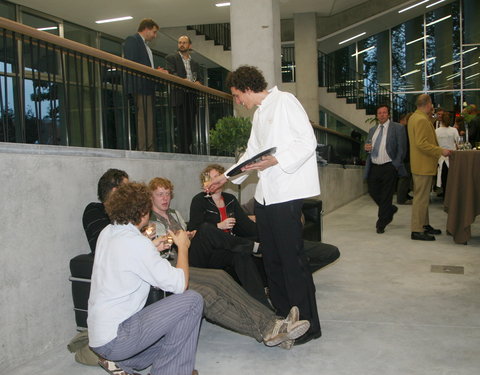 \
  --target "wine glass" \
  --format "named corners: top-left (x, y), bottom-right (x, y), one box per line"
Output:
top-left (201, 172), bottom-right (211, 198)
top-left (227, 212), bottom-right (236, 234)
top-left (457, 136), bottom-right (465, 150)
top-left (144, 223), bottom-right (156, 239)
top-left (191, 72), bottom-right (197, 83)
